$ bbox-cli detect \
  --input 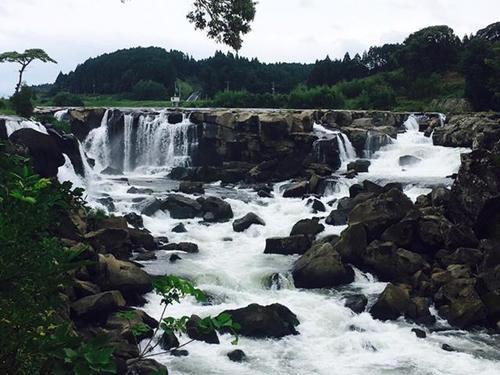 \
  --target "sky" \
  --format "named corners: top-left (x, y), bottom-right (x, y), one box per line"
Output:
top-left (0, 0), bottom-right (499, 96)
